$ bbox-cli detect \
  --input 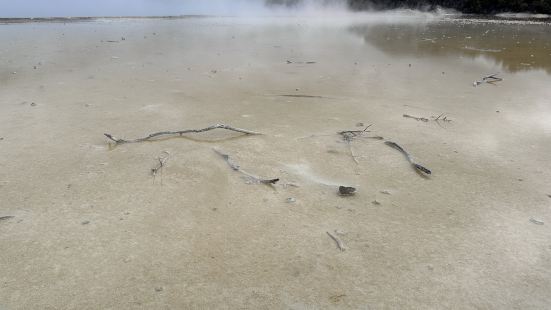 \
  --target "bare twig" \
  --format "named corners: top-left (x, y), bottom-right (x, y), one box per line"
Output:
top-left (337, 125), bottom-right (375, 164)
top-left (474, 73), bottom-right (503, 87)
top-left (326, 231), bottom-right (346, 251)
top-left (385, 141), bottom-right (431, 176)
top-left (403, 114), bottom-right (429, 122)
top-left (151, 151), bottom-right (170, 185)
top-left (278, 94), bottom-right (328, 99)
top-left (104, 124), bottom-right (261, 144)
top-left (213, 149), bottom-right (279, 185)
top-left (338, 125), bottom-right (373, 142)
